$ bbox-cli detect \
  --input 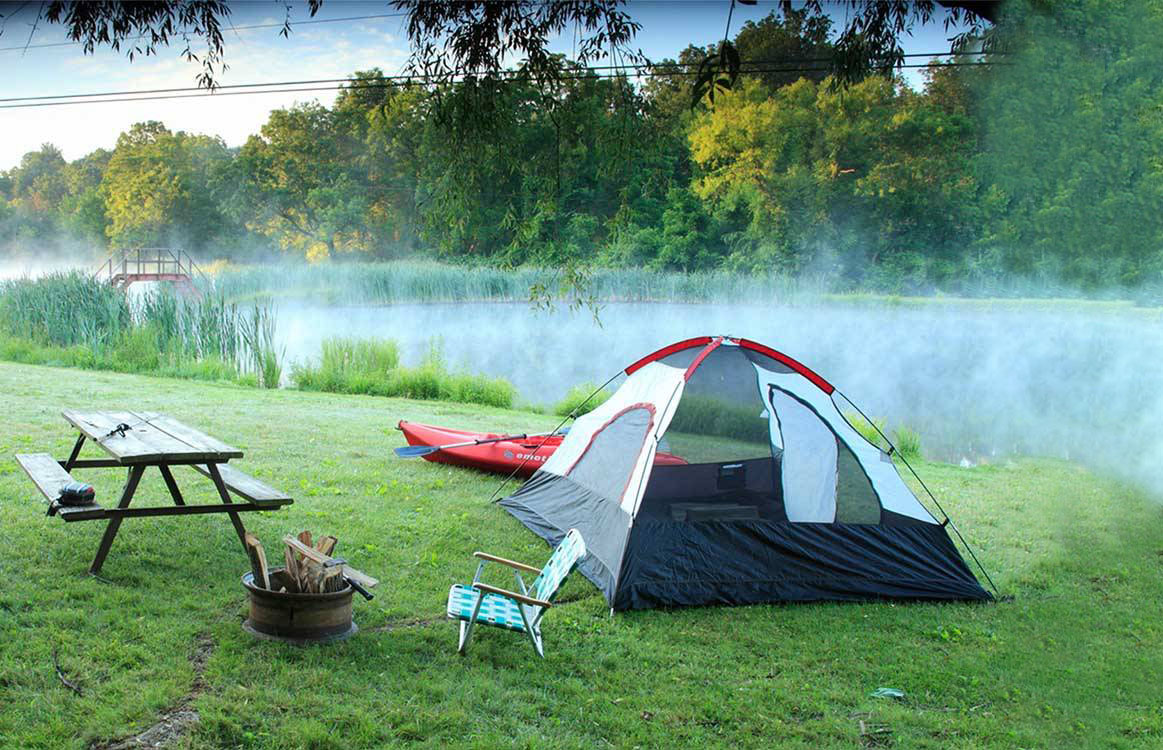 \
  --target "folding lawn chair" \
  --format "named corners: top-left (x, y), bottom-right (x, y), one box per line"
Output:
top-left (446, 528), bottom-right (586, 658)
